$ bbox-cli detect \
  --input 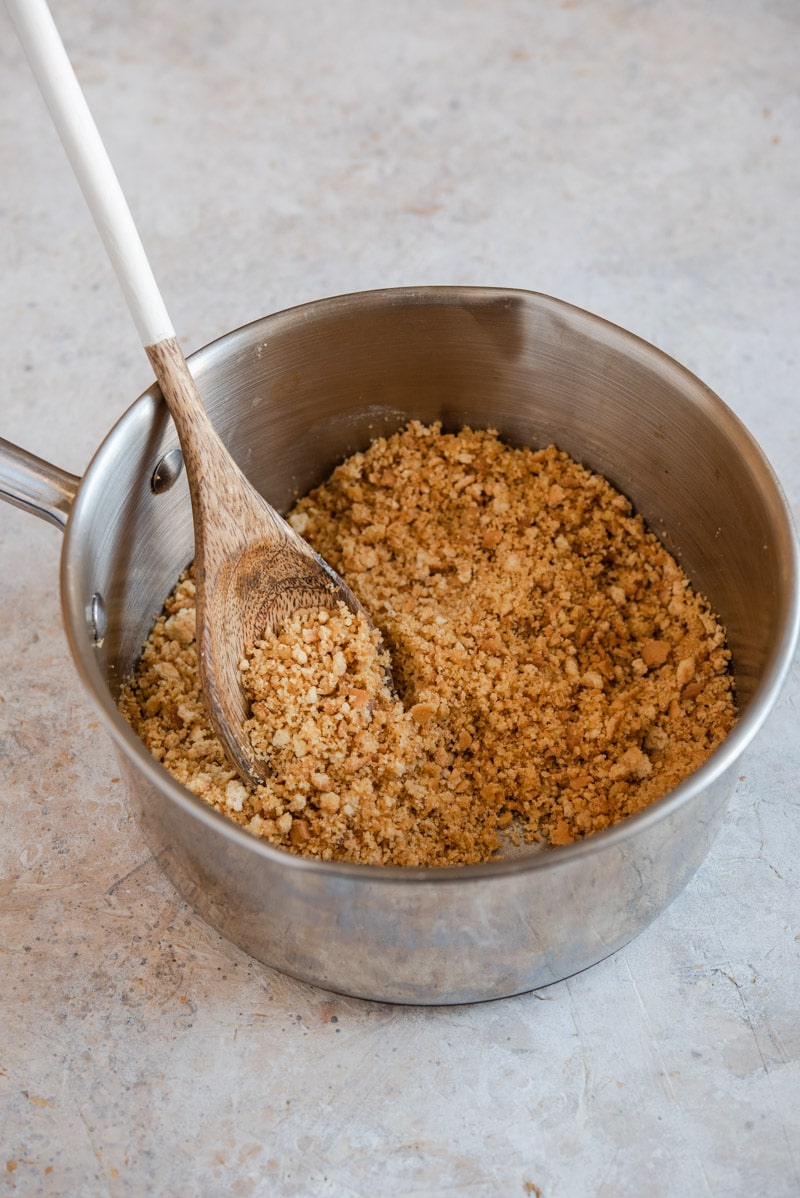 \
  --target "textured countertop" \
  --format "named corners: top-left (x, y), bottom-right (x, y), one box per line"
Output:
top-left (1, 2), bottom-right (798, 1195)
